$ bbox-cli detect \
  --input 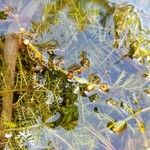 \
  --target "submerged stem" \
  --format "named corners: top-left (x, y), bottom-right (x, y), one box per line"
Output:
top-left (0, 33), bottom-right (20, 140)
